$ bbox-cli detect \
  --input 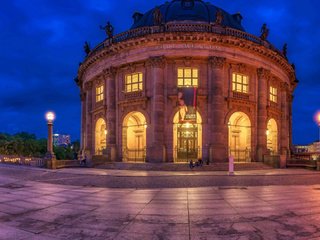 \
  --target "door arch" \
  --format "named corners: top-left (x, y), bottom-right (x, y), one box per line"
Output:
top-left (228, 112), bottom-right (251, 162)
top-left (95, 118), bottom-right (107, 155)
top-left (122, 112), bottom-right (147, 162)
top-left (267, 118), bottom-right (278, 154)
top-left (173, 111), bottom-right (202, 162)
